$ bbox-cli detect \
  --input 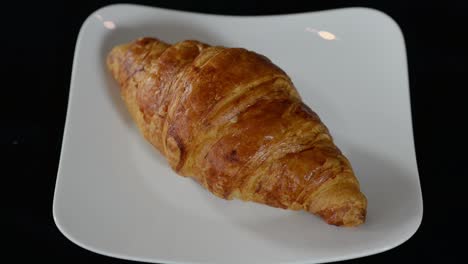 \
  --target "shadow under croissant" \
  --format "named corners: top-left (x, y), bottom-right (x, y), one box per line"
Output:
top-left (99, 21), bottom-right (219, 127)
top-left (195, 145), bottom-right (420, 251)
